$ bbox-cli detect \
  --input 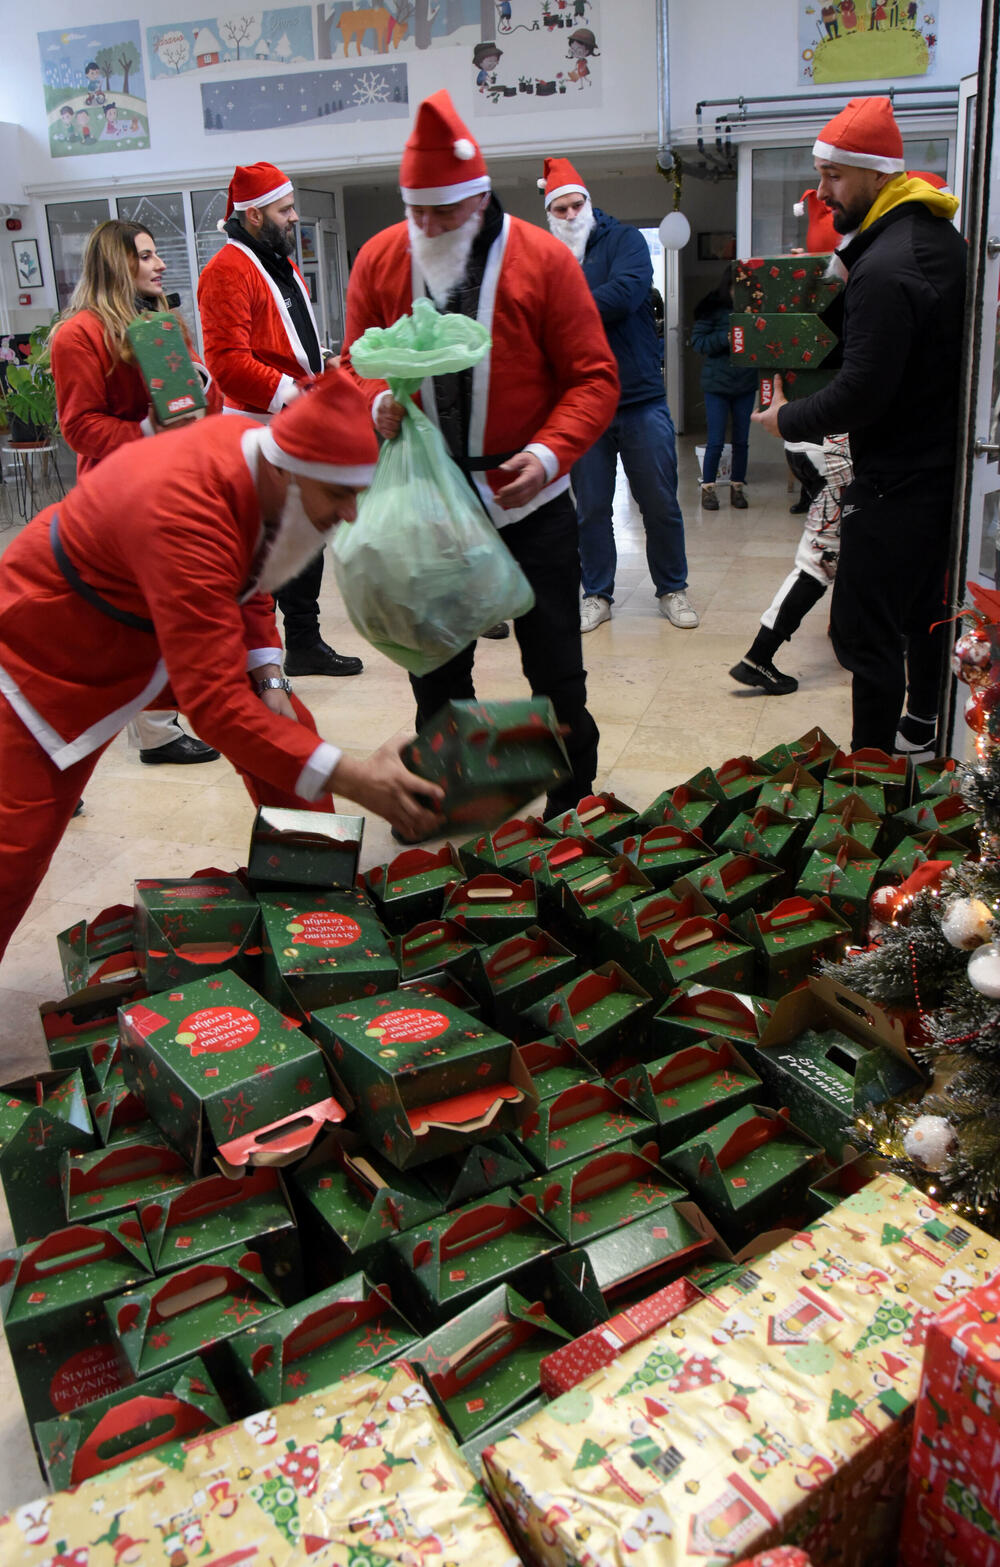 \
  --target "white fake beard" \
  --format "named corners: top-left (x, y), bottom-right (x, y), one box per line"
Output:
top-left (547, 196), bottom-right (595, 262)
top-left (408, 207), bottom-right (483, 308)
top-left (257, 479), bottom-right (328, 593)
